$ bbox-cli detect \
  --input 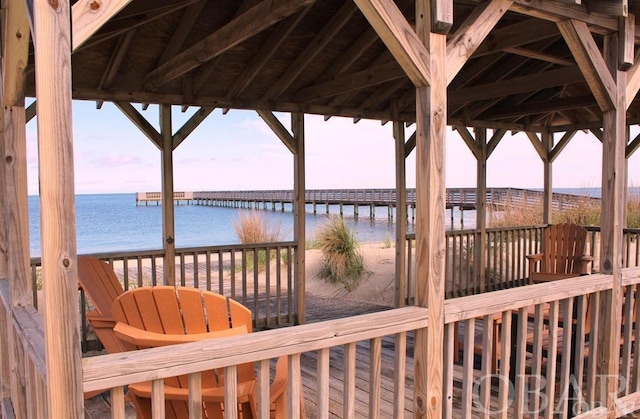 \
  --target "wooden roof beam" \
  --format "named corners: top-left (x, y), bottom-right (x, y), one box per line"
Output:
top-left (257, 111), bottom-right (297, 154)
top-left (96, 29), bottom-right (136, 109)
top-left (449, 66), bottom-right (582, 106)
top-left (359, 79), bottom-right (409, 111)
top-left (557, 19), bottom-right (616, 112)
top-left (143, 0), bottom-right (316, 92)
top-left (586, 0), bottom-right (628, 17)
top-left (114, 102), bottom-right (162, 149)
top-left (511, 0), bottom-right (621, 34)
top-left (155, 0), bottom-right (206, 67)
top-left (481, 95), bottom-right (598, 120)
top-left (72, 0), bottom-right (132, 50)
top-left (502, 47), bottom-right (574, 66)
top-left (295, 61), bottom-right (405, 102)
top-left (263, 2), bottom-right (358, 100)
top-left (471, 19), bottom-right (560, 58)
top-left (353, 0), bottom-right (430, 87)
top-left (446, 0), bottom-right (513, 85)
top-left (225, 9), bottom-right (309, 99)
top-left (486, 129), bottom-right (507, 158)
top-left (78, 0), bottom-right (202, 51)
top-left (404, 131), bottom-right (416, 158)
top-left (626, 57), bottom-right (640, 109)
top-left (525, 131), bottom-right (548, 160)
top-left (314, 28), bottom-right (380, 83)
